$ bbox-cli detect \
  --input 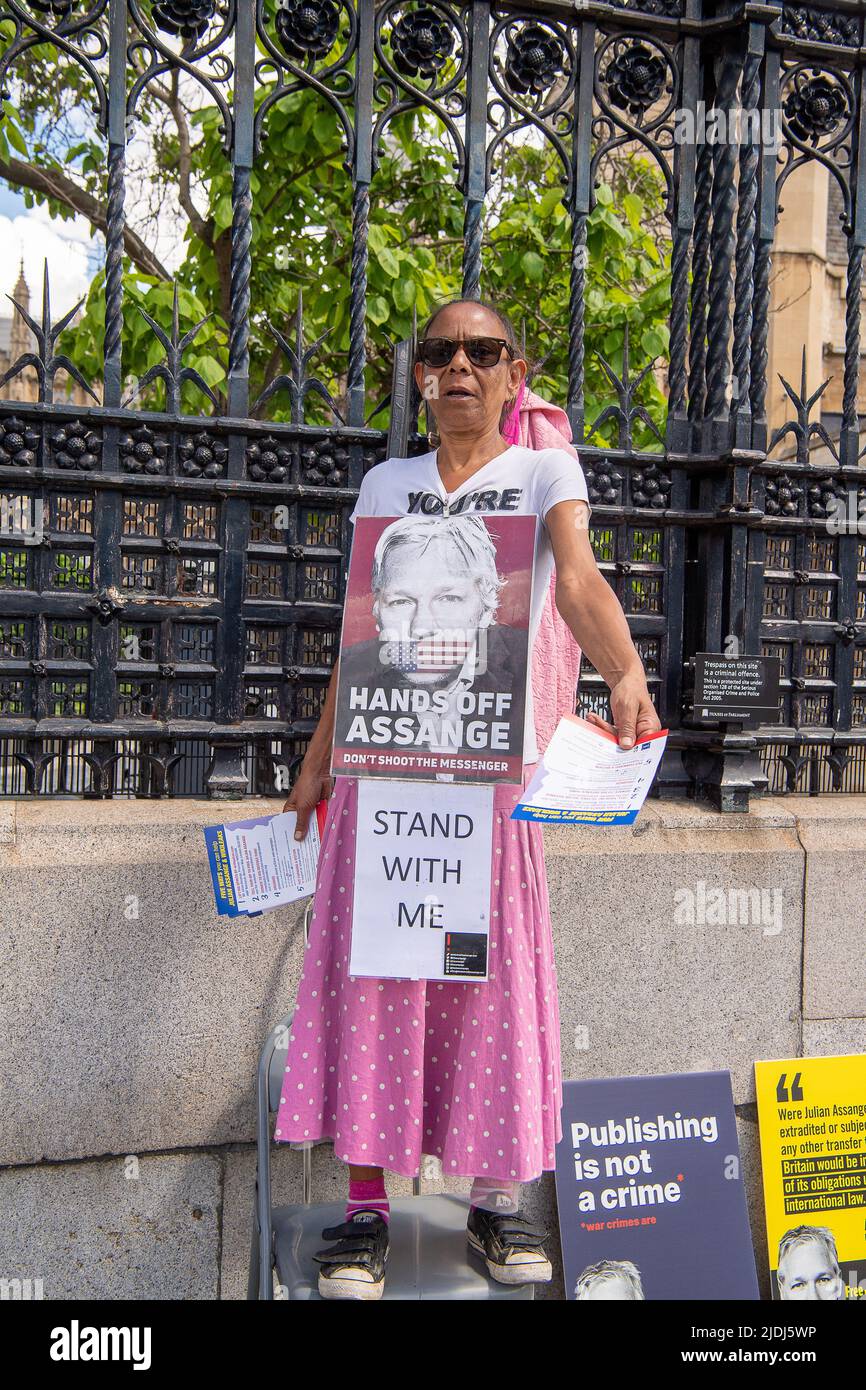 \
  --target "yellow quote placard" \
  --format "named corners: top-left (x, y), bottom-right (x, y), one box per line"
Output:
top-left (755, 1053), bottom-right (866, 1300)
